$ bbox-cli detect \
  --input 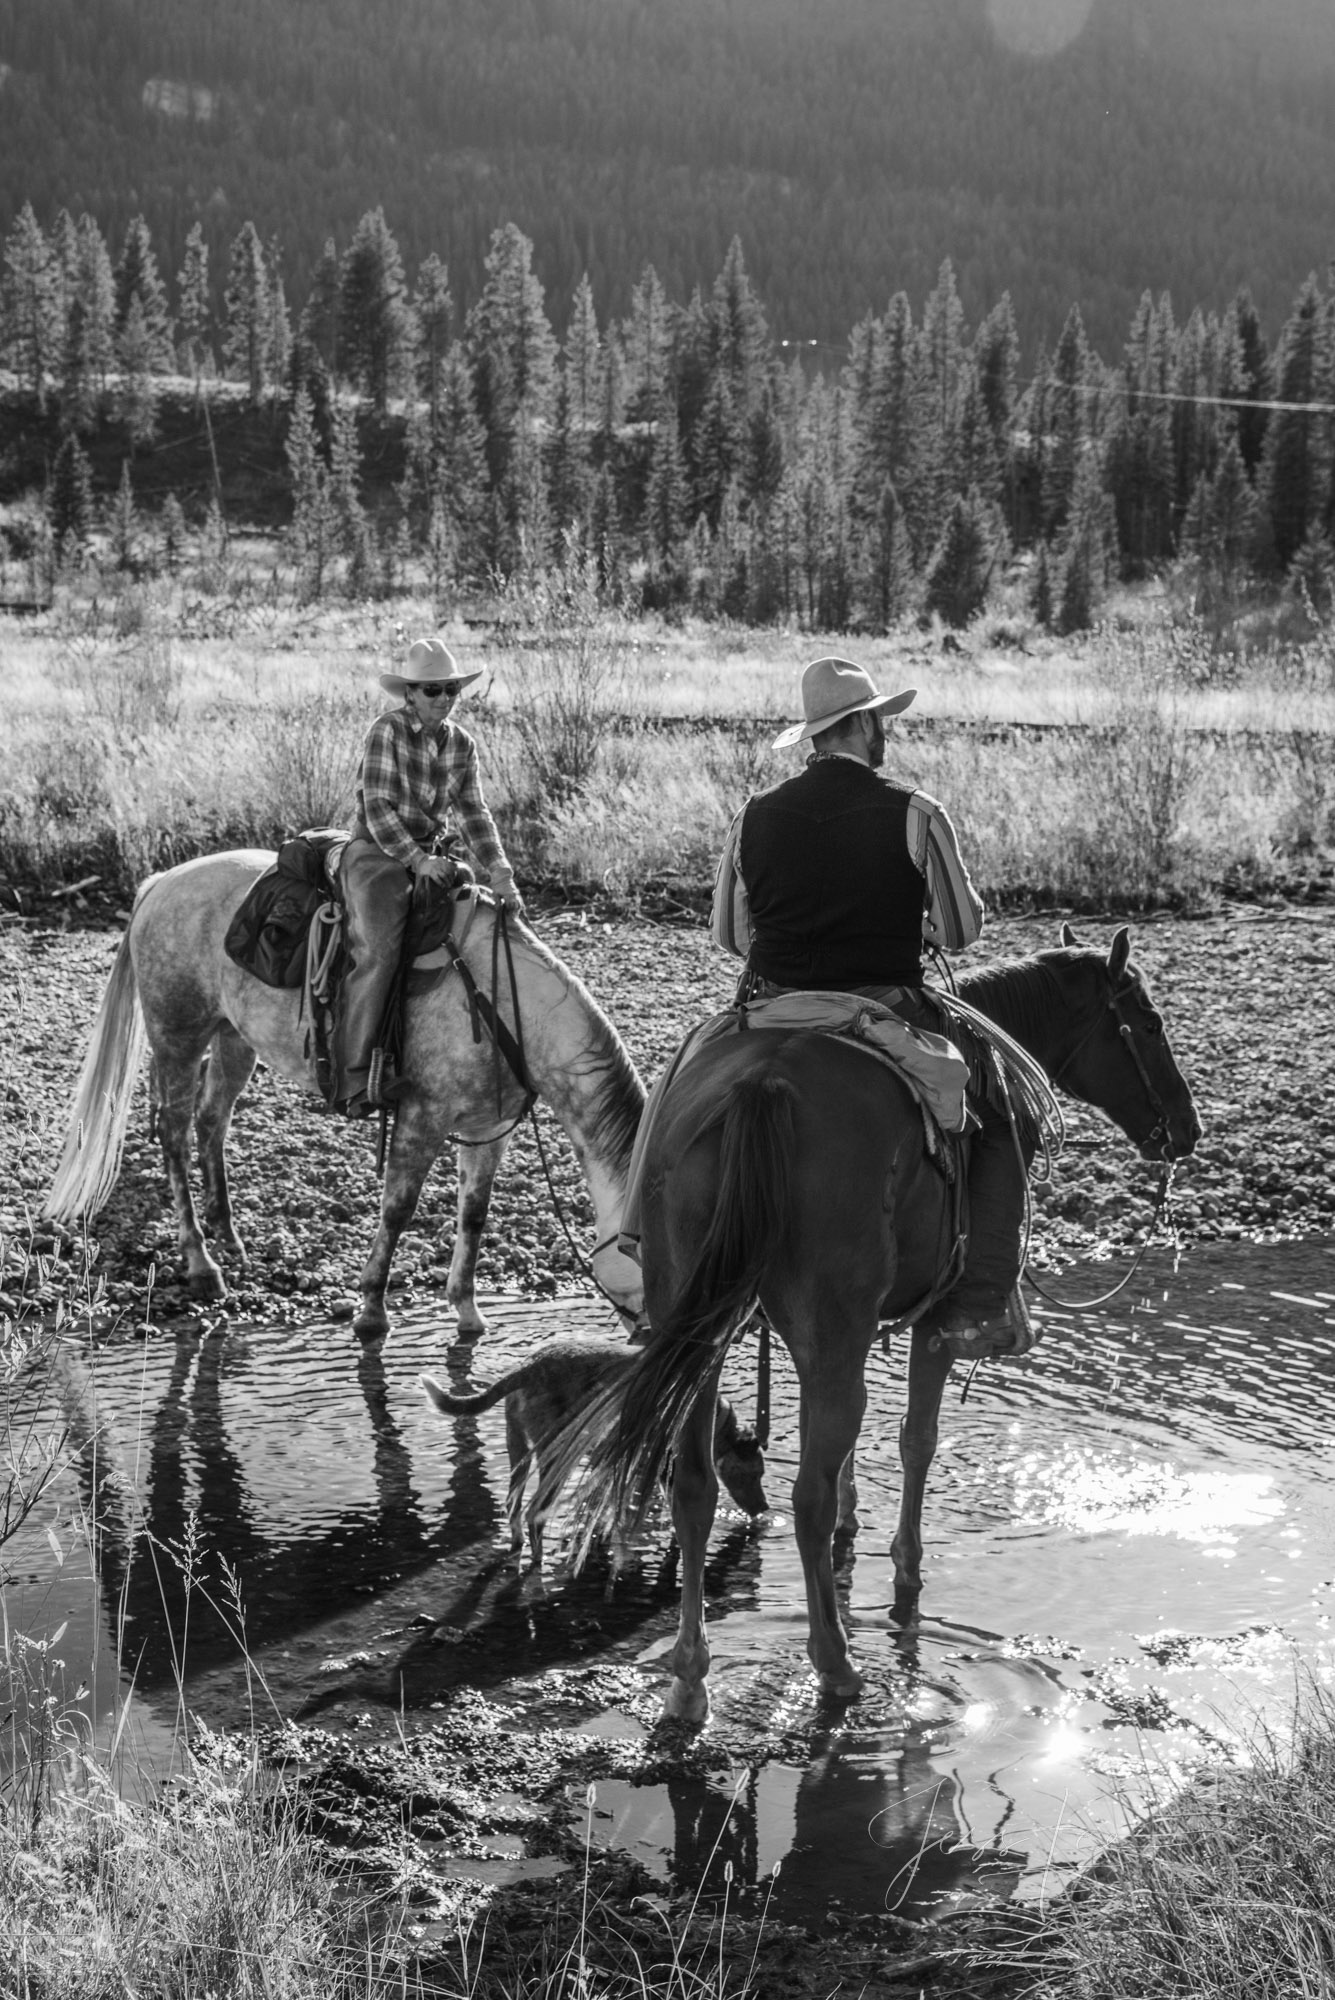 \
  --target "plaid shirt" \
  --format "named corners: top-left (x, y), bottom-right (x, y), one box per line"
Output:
top-left (355, 706), bottom-right (514, 886)
top-left (712, 767), bottom-right (983, 960)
